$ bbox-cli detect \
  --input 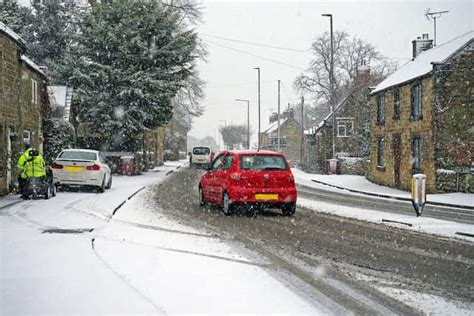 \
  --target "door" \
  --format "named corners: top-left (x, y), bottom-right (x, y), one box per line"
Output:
top-left (203, 154), bottom-right (224, 202)
top-left (392, 134), bottom-right (401, 188)
top-left (6, 127), bottom-right (12, 191)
